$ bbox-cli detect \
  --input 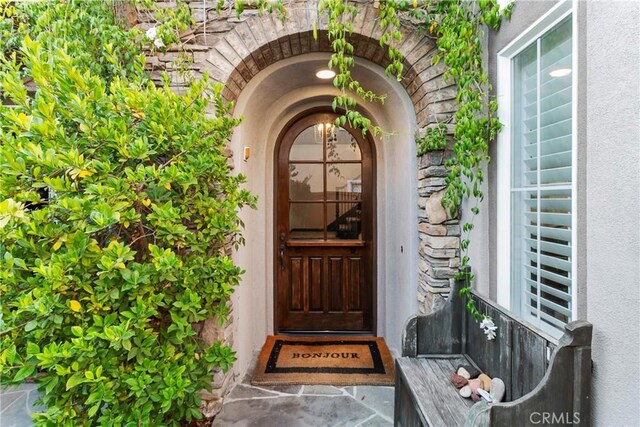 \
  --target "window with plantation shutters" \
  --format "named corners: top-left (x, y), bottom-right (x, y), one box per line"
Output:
top-left (511, 17), bottom-right (573, 335)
